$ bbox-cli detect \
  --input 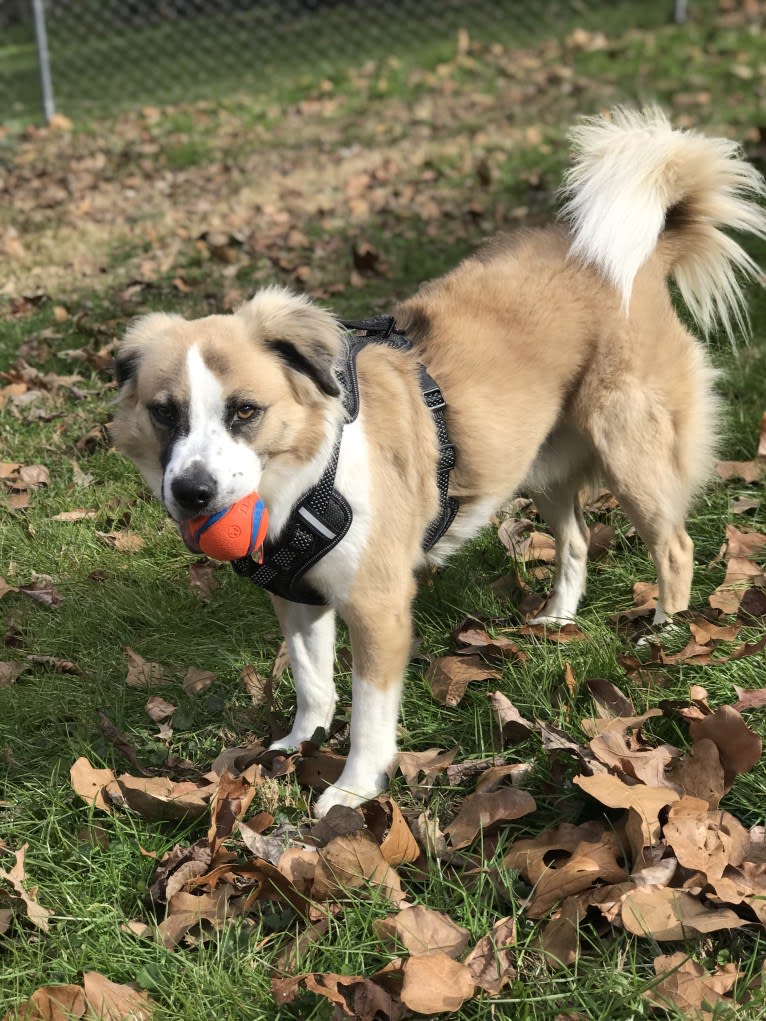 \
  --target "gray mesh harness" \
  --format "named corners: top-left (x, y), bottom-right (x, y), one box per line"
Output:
top-left (232, 316), bottom-right (458, 604)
